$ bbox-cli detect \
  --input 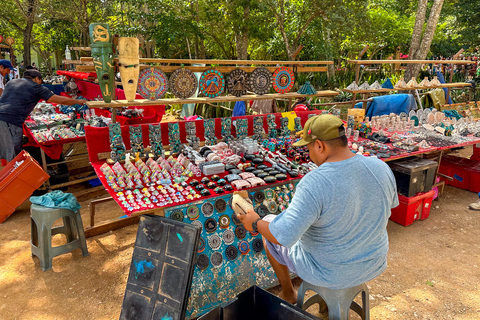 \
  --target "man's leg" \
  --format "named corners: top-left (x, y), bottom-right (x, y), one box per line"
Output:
top-left (8, 123), bottom-right (23, 157)
top-left (263, 237), bottom-right (297, 304)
